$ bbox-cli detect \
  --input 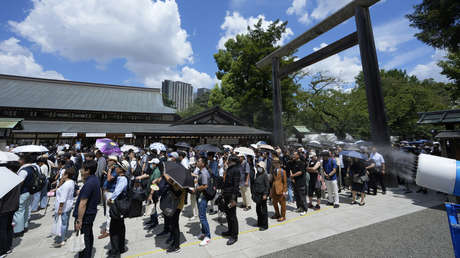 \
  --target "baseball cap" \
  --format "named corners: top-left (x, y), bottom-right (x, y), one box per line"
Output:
top-left (149, 158), bottom-right (160, 164)
top-left (168, 152), bottom-right (179, 159)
